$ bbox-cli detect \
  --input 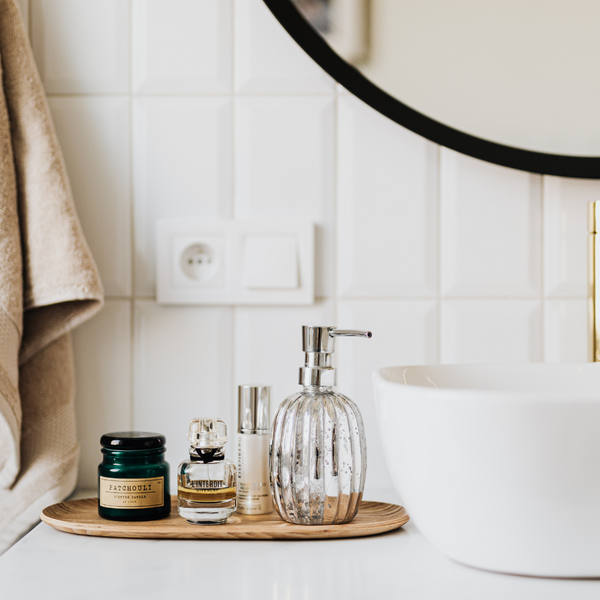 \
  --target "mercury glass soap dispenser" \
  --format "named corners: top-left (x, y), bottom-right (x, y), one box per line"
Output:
top-left (270, 326), bottom-right (371, 525)
top-left (177, 418), bottom-right (237, 524)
